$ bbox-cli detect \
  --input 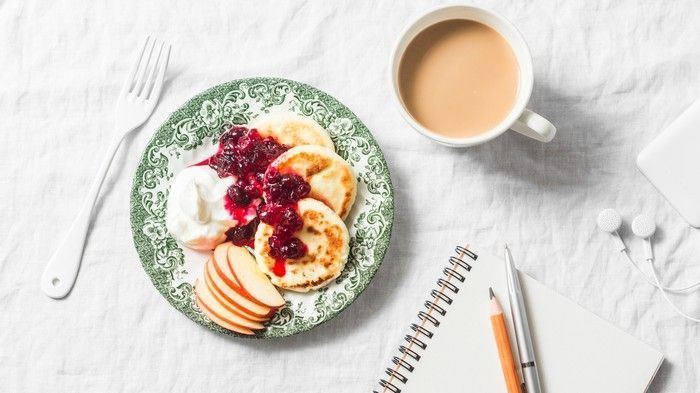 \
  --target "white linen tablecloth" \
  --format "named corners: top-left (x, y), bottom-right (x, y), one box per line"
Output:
top-left (1, 1), bottom-right (699, 392)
